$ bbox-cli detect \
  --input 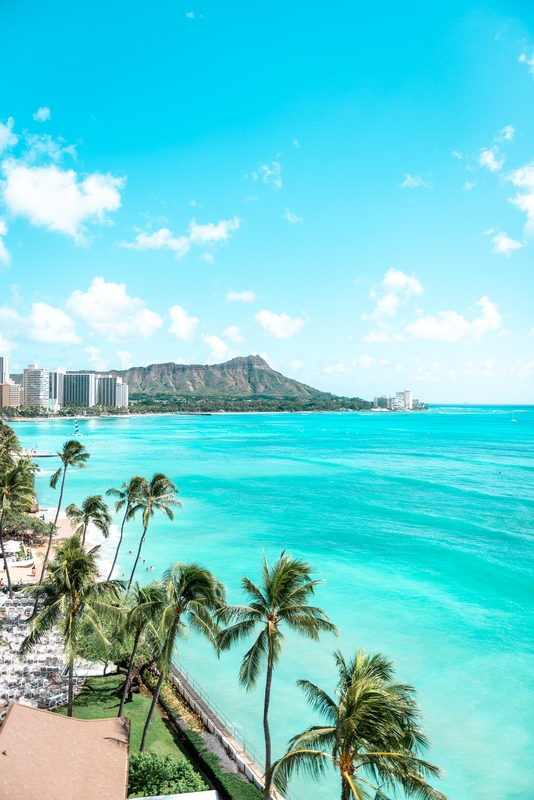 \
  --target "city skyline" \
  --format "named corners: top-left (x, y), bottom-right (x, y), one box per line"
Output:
top-left (1, 1), bottom-right (534, 403)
